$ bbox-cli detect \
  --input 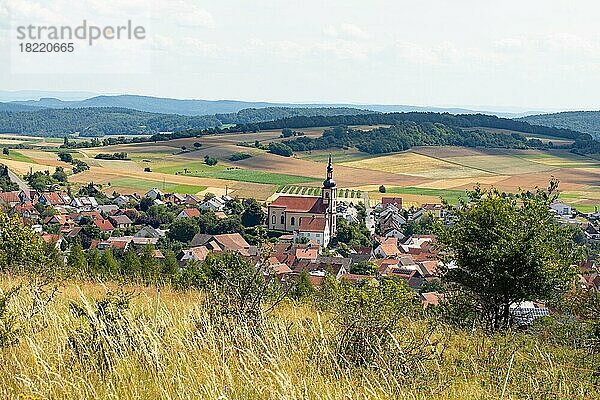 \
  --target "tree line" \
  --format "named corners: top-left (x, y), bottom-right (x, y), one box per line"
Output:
top-left (283, 123), bottom-right (555, 154)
